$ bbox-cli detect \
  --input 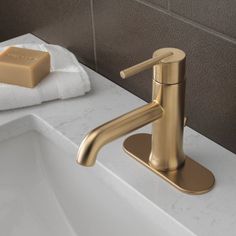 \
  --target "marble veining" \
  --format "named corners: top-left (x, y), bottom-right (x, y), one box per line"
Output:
top-left (0, 34), bottom-right (236, 236)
